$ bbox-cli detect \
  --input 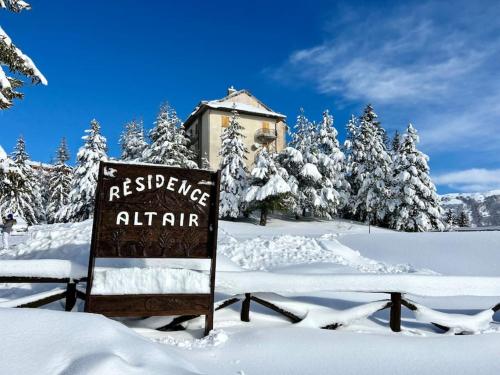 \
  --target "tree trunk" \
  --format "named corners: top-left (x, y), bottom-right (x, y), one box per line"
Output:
top-left (260, 206), bottom-right (268, 226)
